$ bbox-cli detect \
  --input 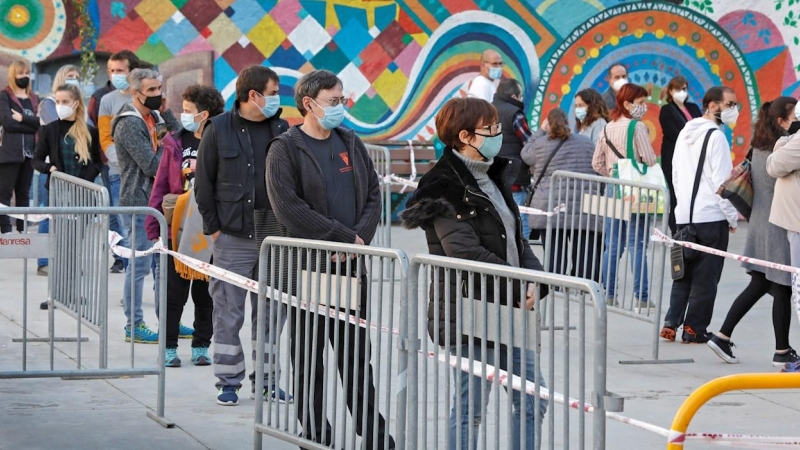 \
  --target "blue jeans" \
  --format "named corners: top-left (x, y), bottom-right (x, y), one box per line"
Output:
top-left (37, 172), bottom-right (49, 268)
top-left (512, 190), bottom-right (531, 241)
top-left (101, 165), bottom-right (128, 267)
top-left (121, 214), bottom-right (159, 327)
top-left (601, 215), bottom-right (650, 301)
top-left (449, 345), bottom-right (548, 450)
